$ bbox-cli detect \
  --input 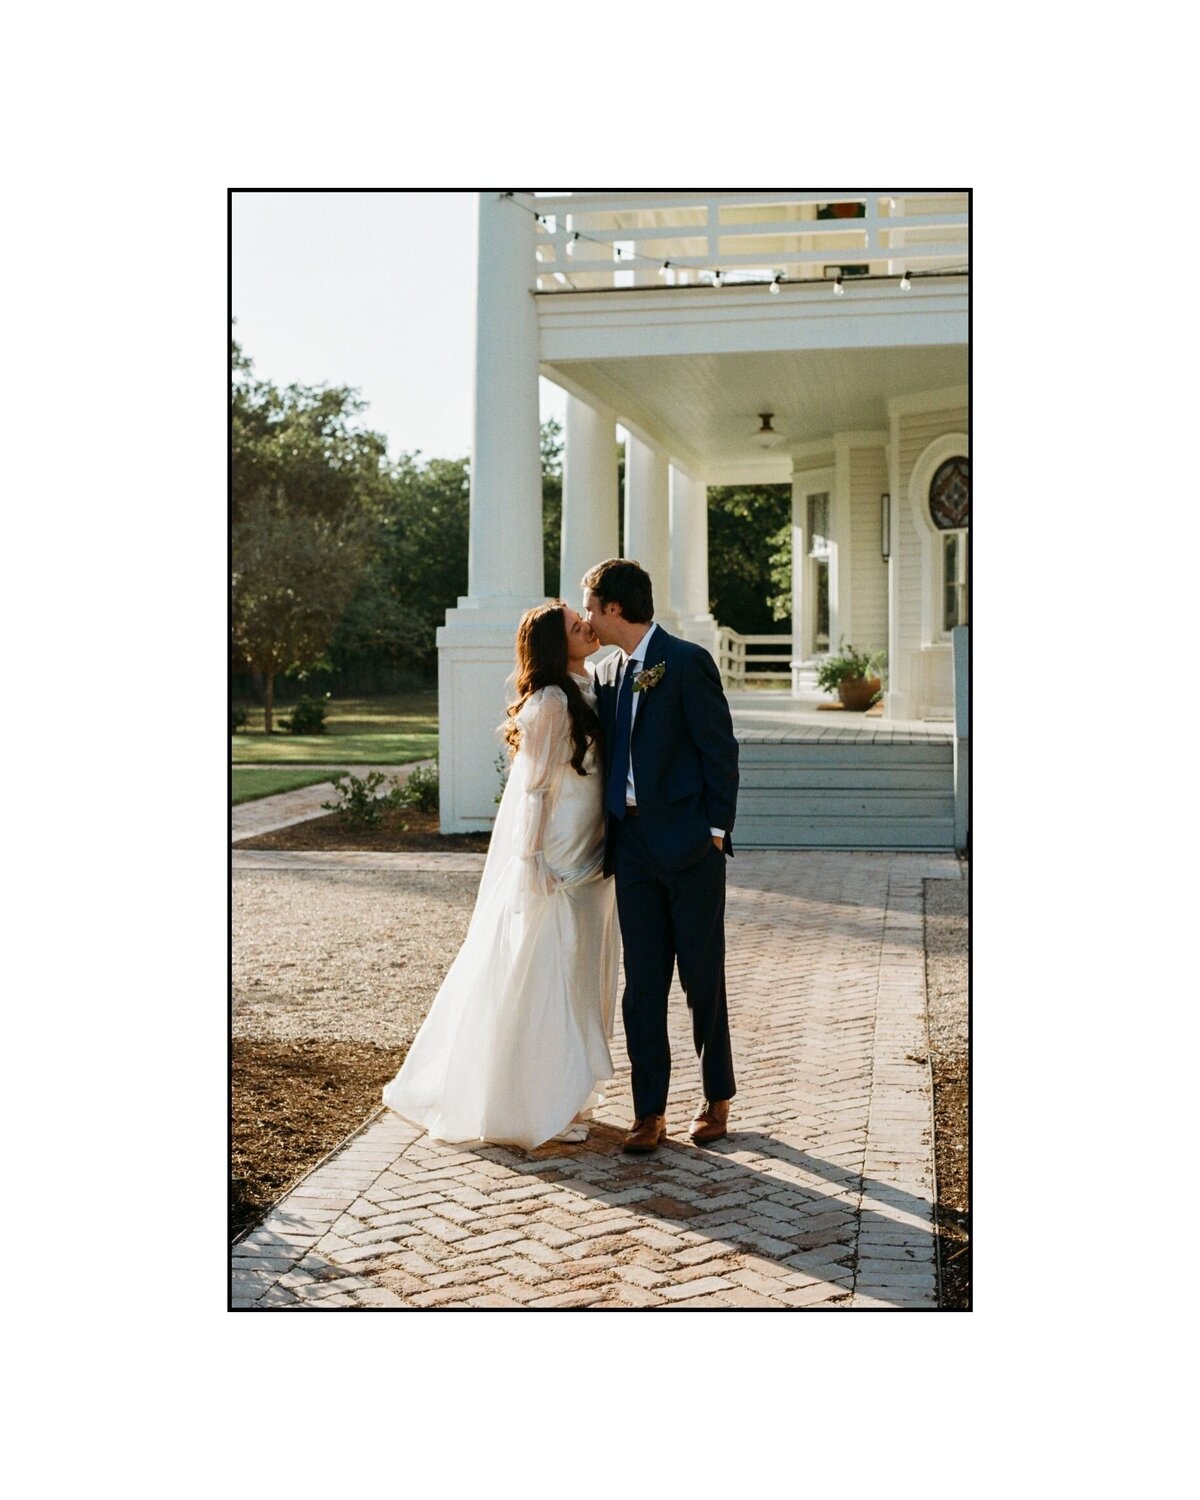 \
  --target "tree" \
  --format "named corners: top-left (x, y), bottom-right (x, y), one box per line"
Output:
top-left (232, 339), bottom-right (389, 528)
top-left (231, 342), bottom-right (387, 728)
top-left (707, 484), bottom-right (793, 635)
top-left (329, 452), bottom-right (470, 684)
top-left (330, 420), bottom-right (566, 690)
top-left (541, 417), bottom-right (563, 597)
top-left (232, 490), bottom-right (375, 729)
